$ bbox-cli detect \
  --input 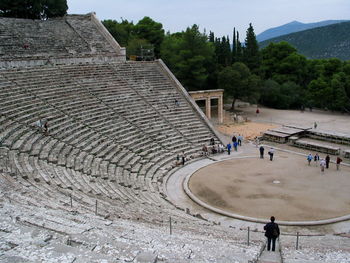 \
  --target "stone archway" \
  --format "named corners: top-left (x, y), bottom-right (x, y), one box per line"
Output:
top-left (188, 89), bottom-right (224, 123)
